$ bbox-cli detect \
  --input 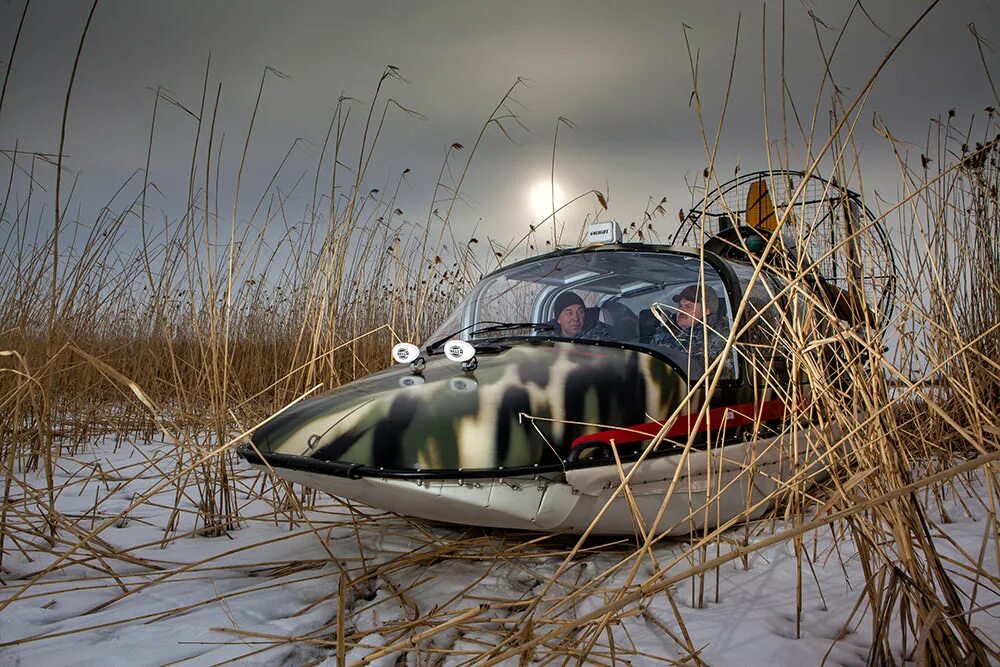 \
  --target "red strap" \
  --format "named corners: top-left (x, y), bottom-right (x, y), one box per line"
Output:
top-left (570, 399), bottom-right (791, 448)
